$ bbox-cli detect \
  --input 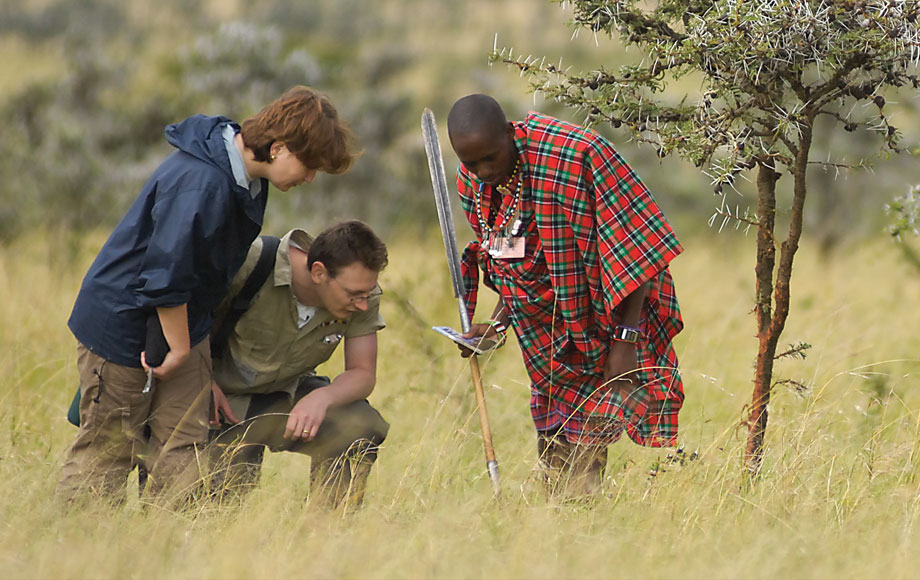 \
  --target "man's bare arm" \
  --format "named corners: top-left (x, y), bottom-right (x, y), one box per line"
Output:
top-left (604, 282), bottom-right (650, 384)
top-left (284, 333), bottom-right (378, 440)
